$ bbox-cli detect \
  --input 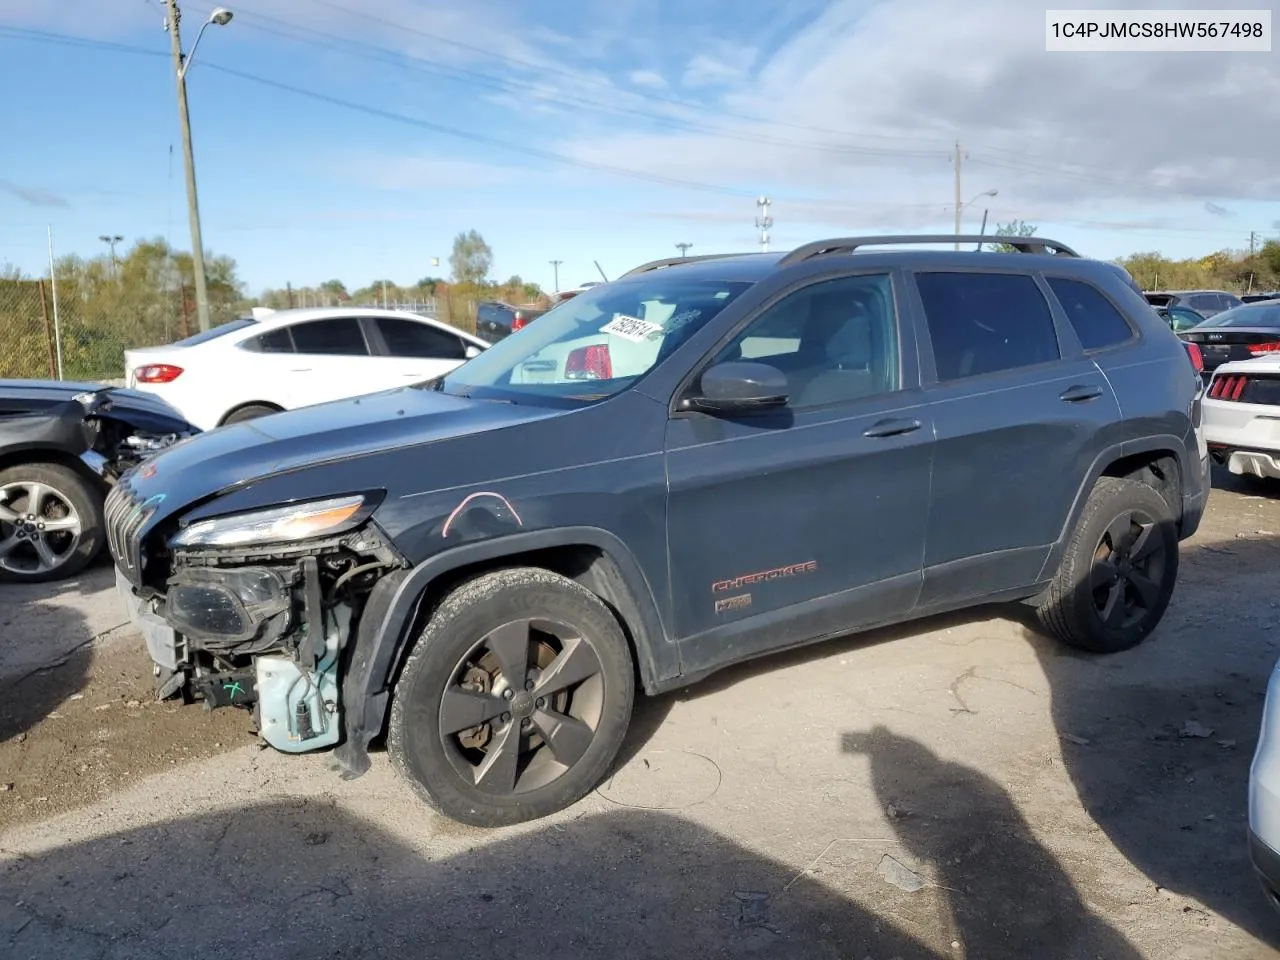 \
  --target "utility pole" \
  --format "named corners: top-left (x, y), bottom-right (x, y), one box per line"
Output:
top-left (549, 259), bottom-right (562, 292)
top-left (166, 0), bottom-right (212, 331)
top-left (675, 242), bottom-right (692, 259)
top-left (975, 209), bottom-right (989, 252)
top-left (1250, 231), bottom-right (1258, 258)
top-left (99, 234), bottom-right (124, 278)
top-left (953, 141), bottom-right (962, 249)
top-left (755, 197), bottom-right (773, 252)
